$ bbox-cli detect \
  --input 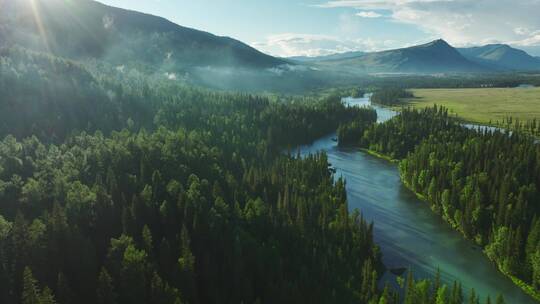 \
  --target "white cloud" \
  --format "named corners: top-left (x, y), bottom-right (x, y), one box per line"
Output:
top-left (514, 27), bottom-right (530, 36)
top-left (316, 0), bottom-right (540, 47)
top-left (252, 33), bottom-right (398, 57)
top-left (316, 0), bottom-right (442, 10)
top-left (511, 34), bottom-right (540, 47)
top-left (356, 11), bottom-right (382, 18)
